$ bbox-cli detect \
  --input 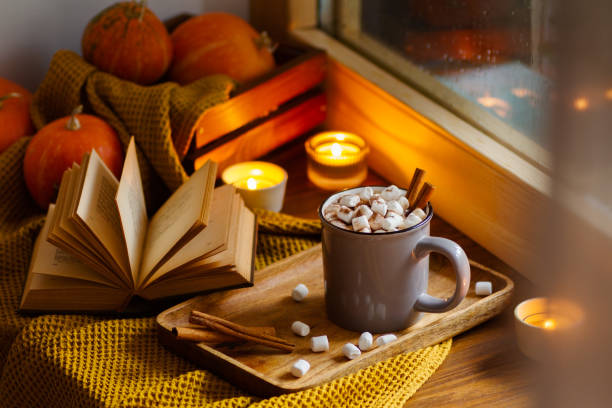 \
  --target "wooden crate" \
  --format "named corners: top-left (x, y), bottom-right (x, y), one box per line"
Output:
top-left (179, 44), bottom-right (327, 173)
